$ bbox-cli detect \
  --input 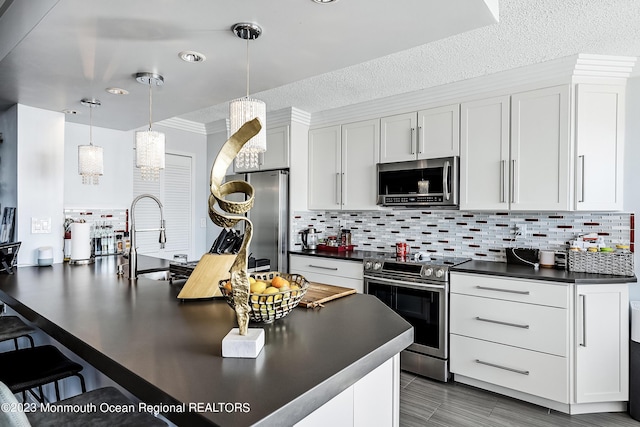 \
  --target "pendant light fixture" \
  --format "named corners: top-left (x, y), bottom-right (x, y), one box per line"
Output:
top-left (135, 72), bottom-right (165, 181)
top-left (229, 22), bottom-right (266, 169)
top-left (78, 98), bottom-right (104, 185)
